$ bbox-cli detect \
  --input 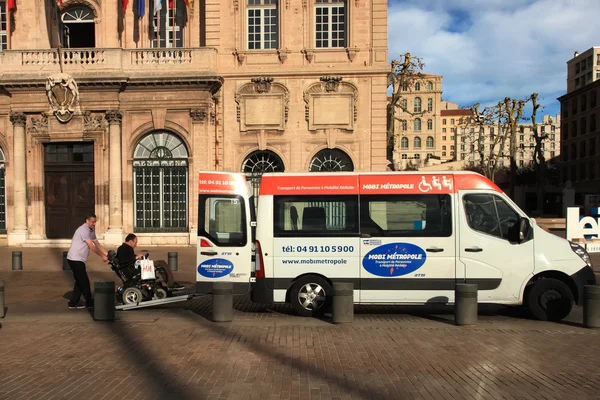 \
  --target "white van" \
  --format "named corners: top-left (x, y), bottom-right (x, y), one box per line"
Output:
top-left (196, 170), bottom-right (596, 321)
